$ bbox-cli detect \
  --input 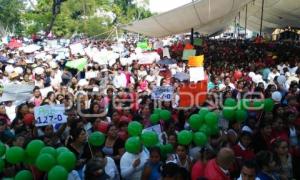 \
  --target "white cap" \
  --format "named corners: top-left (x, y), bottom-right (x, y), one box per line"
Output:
top-left (277, 75), bottom-right (286, 85)
top-left (272, 91), bottom-right (282, 102)
top-left (242, 125), bottom-right (253, 134)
